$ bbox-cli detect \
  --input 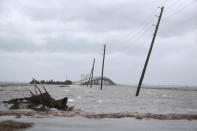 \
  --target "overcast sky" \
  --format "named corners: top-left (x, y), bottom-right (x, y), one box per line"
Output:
top-left (0, 0), bottom-right (197, 86)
